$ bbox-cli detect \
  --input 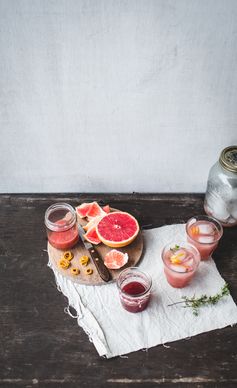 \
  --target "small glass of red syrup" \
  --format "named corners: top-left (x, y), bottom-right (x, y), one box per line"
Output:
top-left (45, 203), bottom-right (79, 250)
top-left (117, 267), bottom-right (152, 313)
